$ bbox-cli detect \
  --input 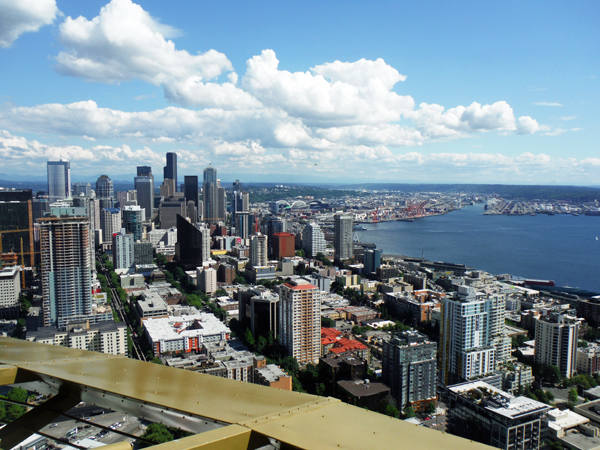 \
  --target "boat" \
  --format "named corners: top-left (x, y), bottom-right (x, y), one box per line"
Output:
top-left (353, 225), bottom-right (367, 231)
top-left (530, 213), bottom-right (536, 216)
top-left (572, 212), bottom-right (579, 216)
